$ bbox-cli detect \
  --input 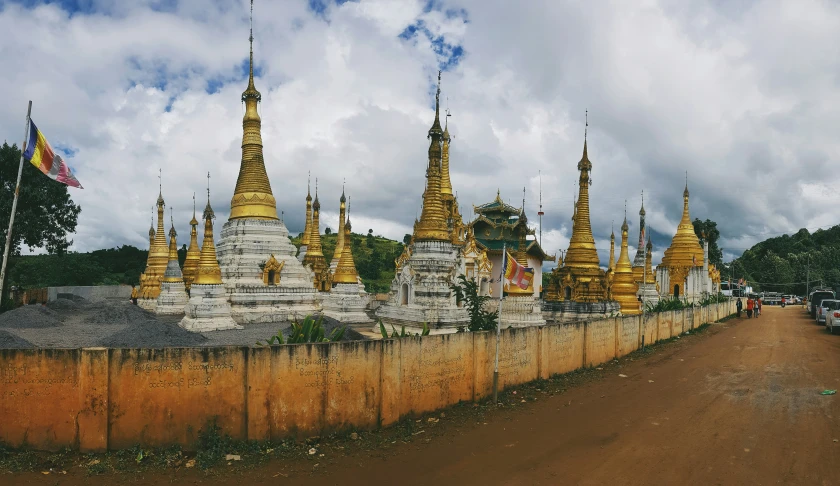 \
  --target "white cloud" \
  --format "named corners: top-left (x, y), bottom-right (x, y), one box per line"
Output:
top-left (1, 0), bottom-right (838, 265)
